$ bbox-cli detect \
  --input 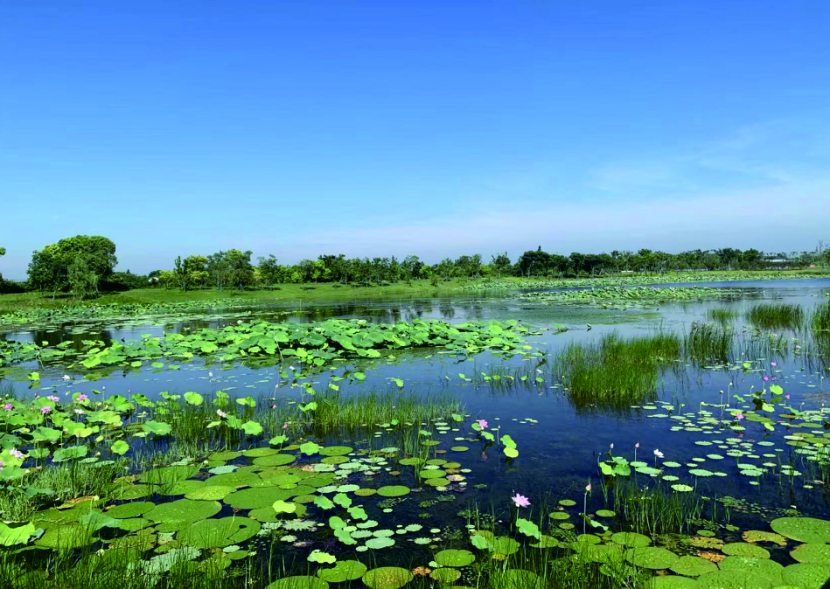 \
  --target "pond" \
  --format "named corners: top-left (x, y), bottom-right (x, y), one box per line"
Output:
top-left (1, 278), bottom-right (830, 588)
